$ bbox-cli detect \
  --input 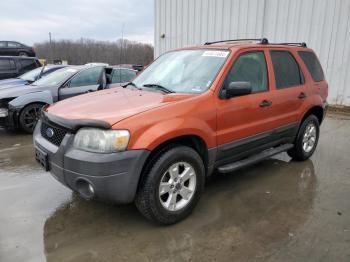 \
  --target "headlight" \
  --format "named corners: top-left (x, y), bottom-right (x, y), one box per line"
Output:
top-left (73, 128), bottom-right (130, 153)
top-left (0, 108), bottom-right (8, 117)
